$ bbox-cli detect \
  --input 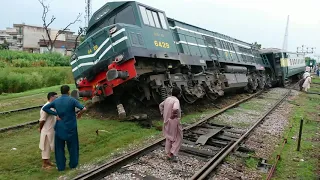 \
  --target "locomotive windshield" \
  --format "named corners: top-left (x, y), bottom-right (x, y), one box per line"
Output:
top-left (86, 5), bottom-right (136, 37)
